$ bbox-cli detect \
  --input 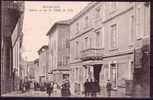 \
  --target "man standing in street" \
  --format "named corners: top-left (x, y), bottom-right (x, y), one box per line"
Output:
top-left (46, 81), bottom-right (52, 96)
